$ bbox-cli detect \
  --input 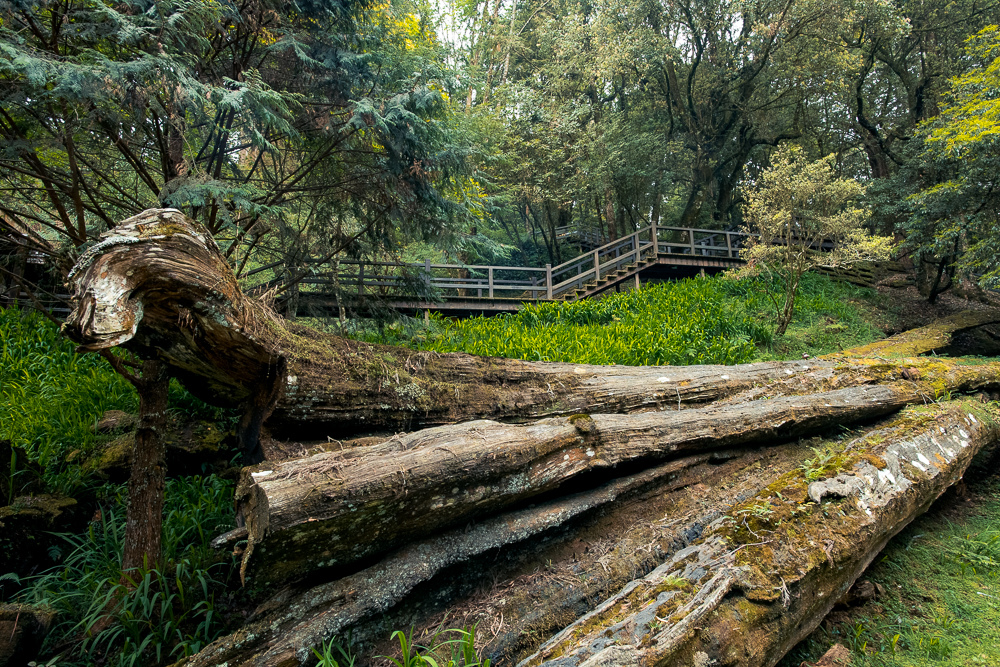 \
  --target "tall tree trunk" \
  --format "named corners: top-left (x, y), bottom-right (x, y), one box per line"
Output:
top-left (122, 359), bottom-right (169, 575)
top-left (603, 188), bottom-right (617, 241)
